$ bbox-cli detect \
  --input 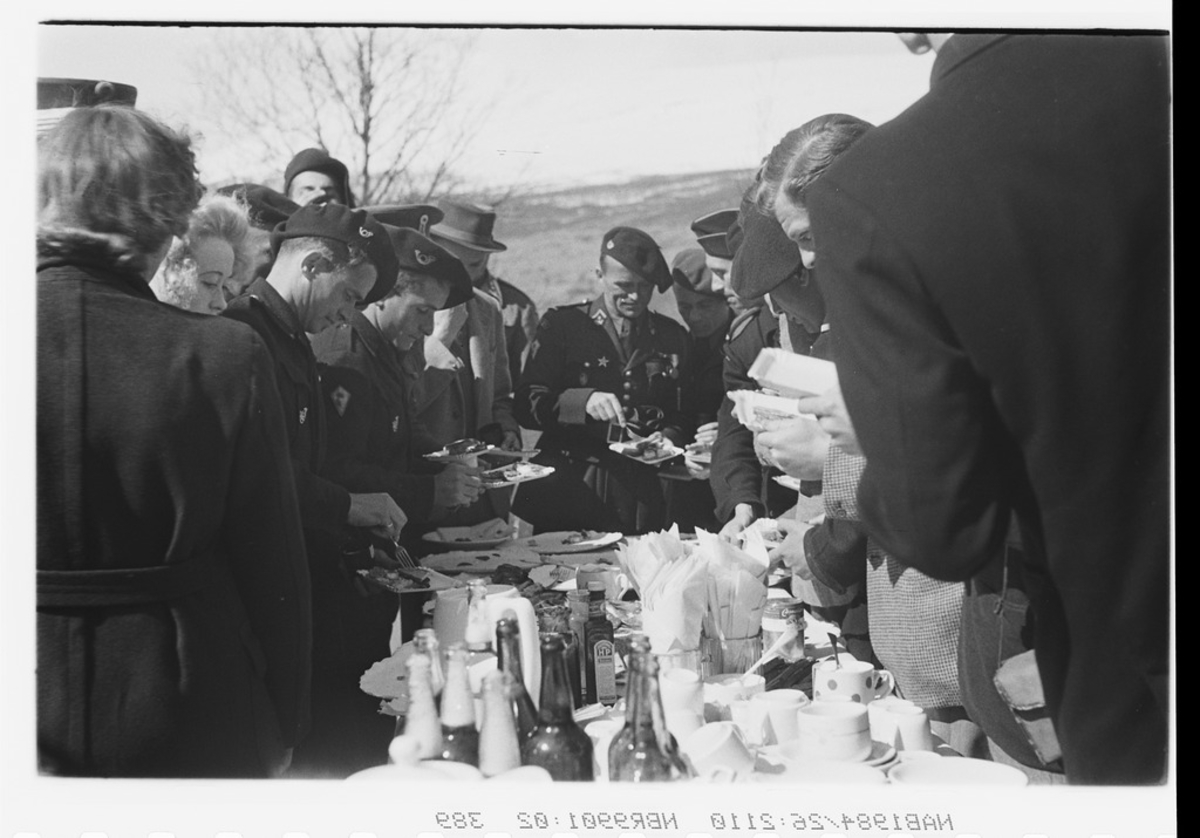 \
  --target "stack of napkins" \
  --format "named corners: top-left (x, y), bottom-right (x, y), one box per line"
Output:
top-left (616, 525), bottom-right (708, 654)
